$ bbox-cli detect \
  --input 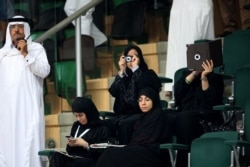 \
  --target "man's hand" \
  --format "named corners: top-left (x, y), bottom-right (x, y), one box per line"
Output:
top-left (16, 39), bottom-right (28, 57)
